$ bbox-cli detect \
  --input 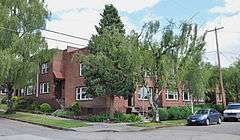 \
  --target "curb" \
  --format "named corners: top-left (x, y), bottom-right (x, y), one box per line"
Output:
top-left (74, 124), bottom-right (186, 133)
top-left (0, 116), bottom-right (76, 132)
